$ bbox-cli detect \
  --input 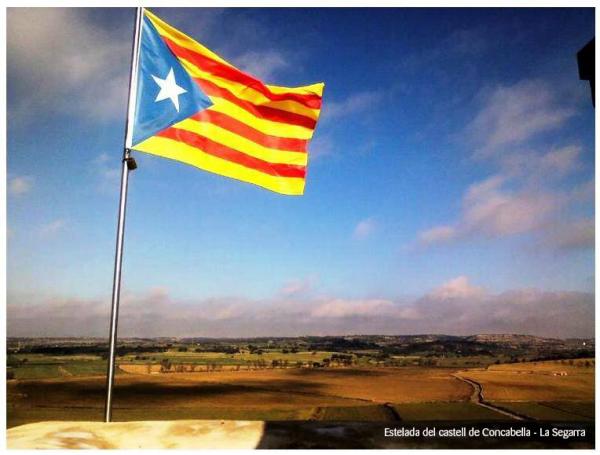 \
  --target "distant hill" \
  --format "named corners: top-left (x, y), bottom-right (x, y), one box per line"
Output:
top-left (8, 334), bottom-right (594, 362)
